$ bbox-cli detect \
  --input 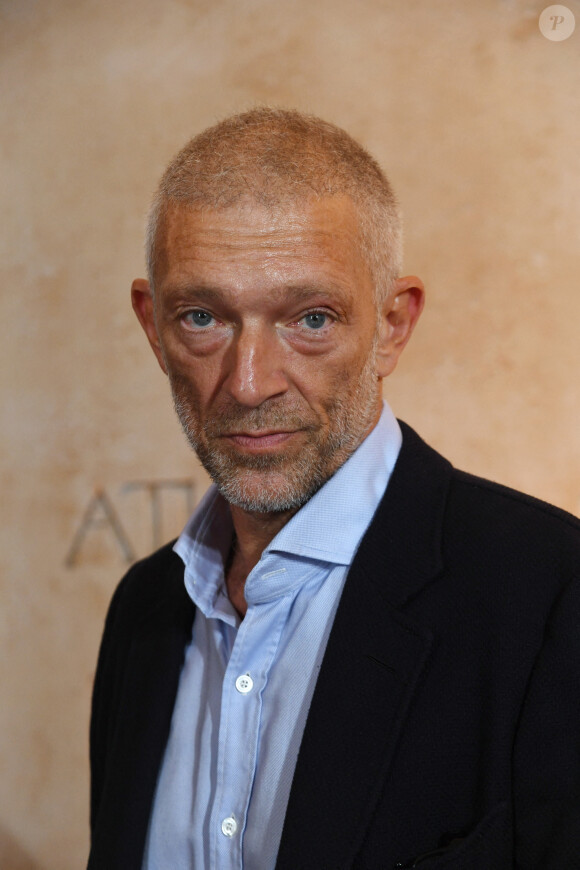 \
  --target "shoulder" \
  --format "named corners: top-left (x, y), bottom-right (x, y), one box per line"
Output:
top-left (102, 541), bottom-right (189, 640)
top-left (446, 467), bottom-right (580, 563)
top-left (116, 539), bottom-right (184, 598)
top-left (398, 419), bottom-right (580, 536)
top-left (439, 462), bottom-right (580, 610)
top-left (395, 420), bottom-right (580, 584)
top-left (92, 542), bottom-right (192, 715)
